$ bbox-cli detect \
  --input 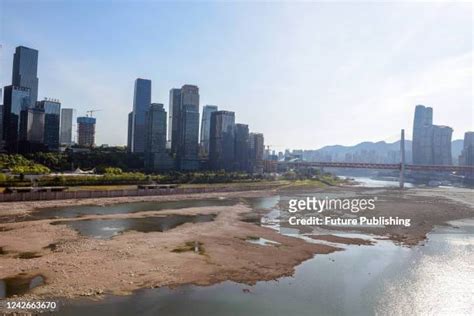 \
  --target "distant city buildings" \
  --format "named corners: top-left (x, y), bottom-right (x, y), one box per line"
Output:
top-left (412, 105), bottom-right (452, 165)
top-left (77, 117), bottom-right (96, 147)
top-left (3, 85), bottom-right (30, 153)
top-left (4, 43), bottom-right (474, 181)
top-left (144, 103), bottom-right (174, 171)
top-left (19, 103), bottom-right (45, 153)
top-left (60, 108), bottom-right (74, 145)
top-left (0, 103), bottom-right (3, 146)
top-left (2, 46), bottom-right (82, 153)
top-left (209, 111), bottom-right (235, 171)
top-left (12, 46), bottom-right (39, 105)
top-left (39, 99), bottom-right (61, 151)
top-left (177, 85), bottom-right (200, 170)
top-left (431, 125), bottom-right (453, 165)
top-left (124, 78), bottom-right (265, 173)
top-left (234, 123), bottom-right (250, 172)
top-left (249, 133), bottom-right (264, 173)
top-left (459, 133), bottom-right (474, 180)
top-left (200, 105), bottom-right (218, 157)
top-left (127, 111), bottom-right (133, 150)
top-left (168, 88), bottom-right (182, 155)
top-left (129, 78), bottom-right (152, 153)
top-left (459, 132), bottom-right (474, 167)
